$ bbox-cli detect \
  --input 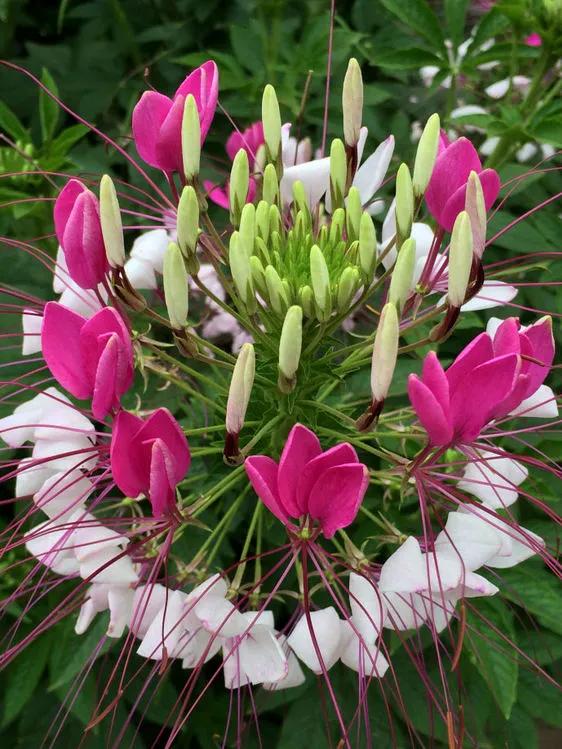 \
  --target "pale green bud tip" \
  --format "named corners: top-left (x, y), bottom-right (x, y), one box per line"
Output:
top-left (226, 343), bottom-right (255, 435)
top-left (346, 186), bottom-right (362, 240)
top-left (342, 57), bottom-right (363, 147)
top-left (229, 149), bottom-right (250, 224)
top-left (359, 212), bottom-right (377, 277)
top-left (99, 174), bottom-right (125, 268)
top-left (337, 266), bottom-right (359, 311)
top-left (412, 113), bottom-right (440, 196)
top-left (181, 94), bottom-right (201, 181)
top-left (388, 237), bottom-right (415, 308)
top-left (262, 84), bottom-right (282, 160)
top-left (309, 244), bottom-right (331, 314)
top-left (465, 170), bottom-right (486, 259)
top-left (395, 164), bottom-right (414, 239)
top-left (229, 232), bottom-right (252, 305)
top-left (262, 163), bottom-right (279, 205)
top-left (371, 302), bottom-right (399, 401)
top-left (448, 211), bottom-right (473, 307)
top-left (239, 203), bottom-right (256, 258)
top-left (265, 265), bottom-right (288, 315)
top-left (177, 185), bottom-right (199, 256)
top-left (330, 139), bottom-right (347, 205)
top-left (279, 305), bottom-right (303, 381)
top-left (163, 242), bottom-right (188, 329)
